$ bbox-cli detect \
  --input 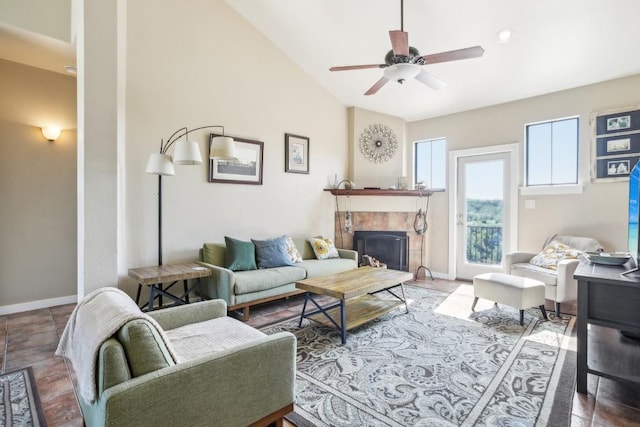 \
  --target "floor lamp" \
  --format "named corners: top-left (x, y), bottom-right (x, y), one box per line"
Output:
top-left (145, 125), bottom-right (237, 265)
